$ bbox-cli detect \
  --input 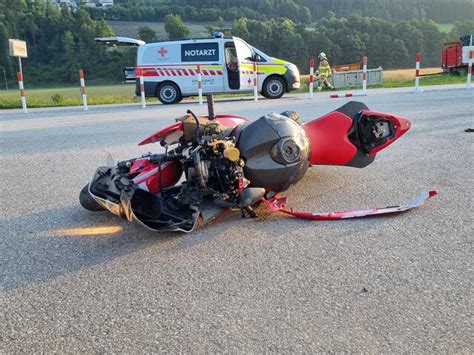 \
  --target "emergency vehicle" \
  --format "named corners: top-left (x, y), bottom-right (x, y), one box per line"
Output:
top-left (96, 34), bottom-right (300, 104)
